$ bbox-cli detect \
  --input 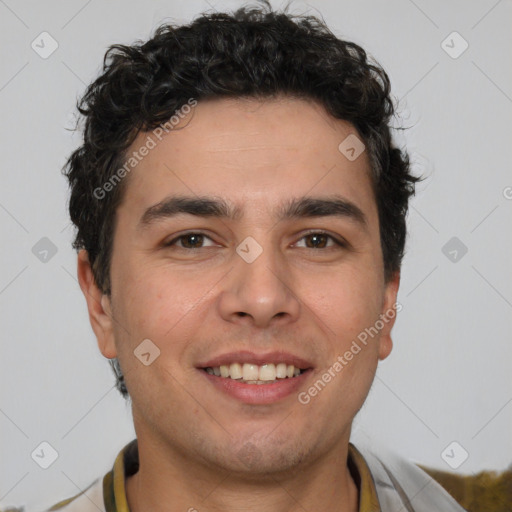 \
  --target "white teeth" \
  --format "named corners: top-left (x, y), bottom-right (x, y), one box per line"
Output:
top-left (242, 363), bottom-right (259, 381)
top-left (259, 364), bottom-right (276, 381)
top-left (229, 363), bottom-right (243, 379)
top-left (276, 363), bottom-right (287, 378)
top-left (204, 362), bottom-right (305, 382)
